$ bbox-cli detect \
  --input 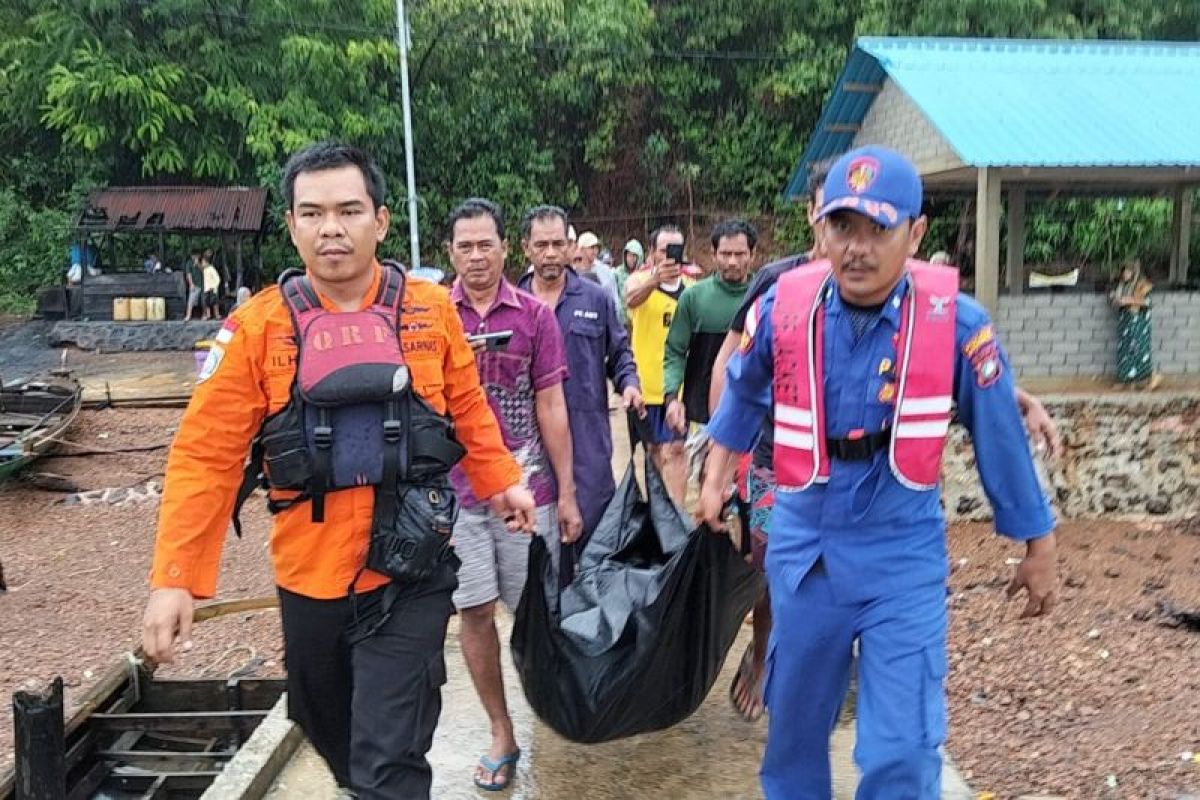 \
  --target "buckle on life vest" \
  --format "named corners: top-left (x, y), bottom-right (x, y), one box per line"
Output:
top-left (313, 426), bottom-right (333, 448)
top-left (383, 419), bottom-right (402, 443)
top-left (825, 428), bottom-right (891, 461)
